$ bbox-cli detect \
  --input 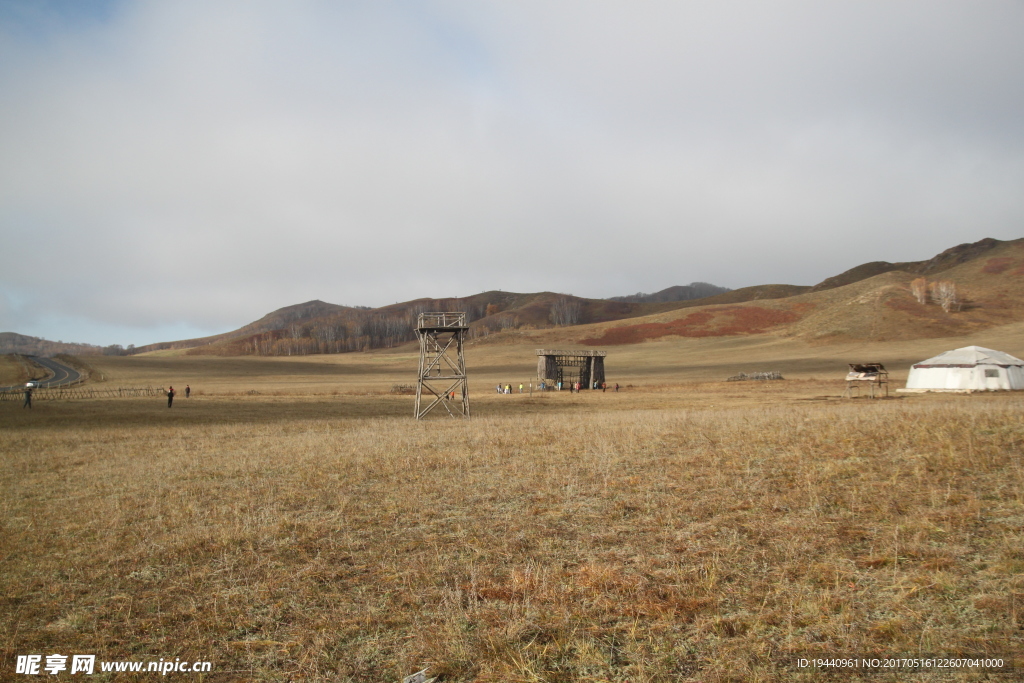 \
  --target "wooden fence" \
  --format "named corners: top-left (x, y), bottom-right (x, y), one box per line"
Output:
top-left (0, 386), bottom-right (164, 401)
